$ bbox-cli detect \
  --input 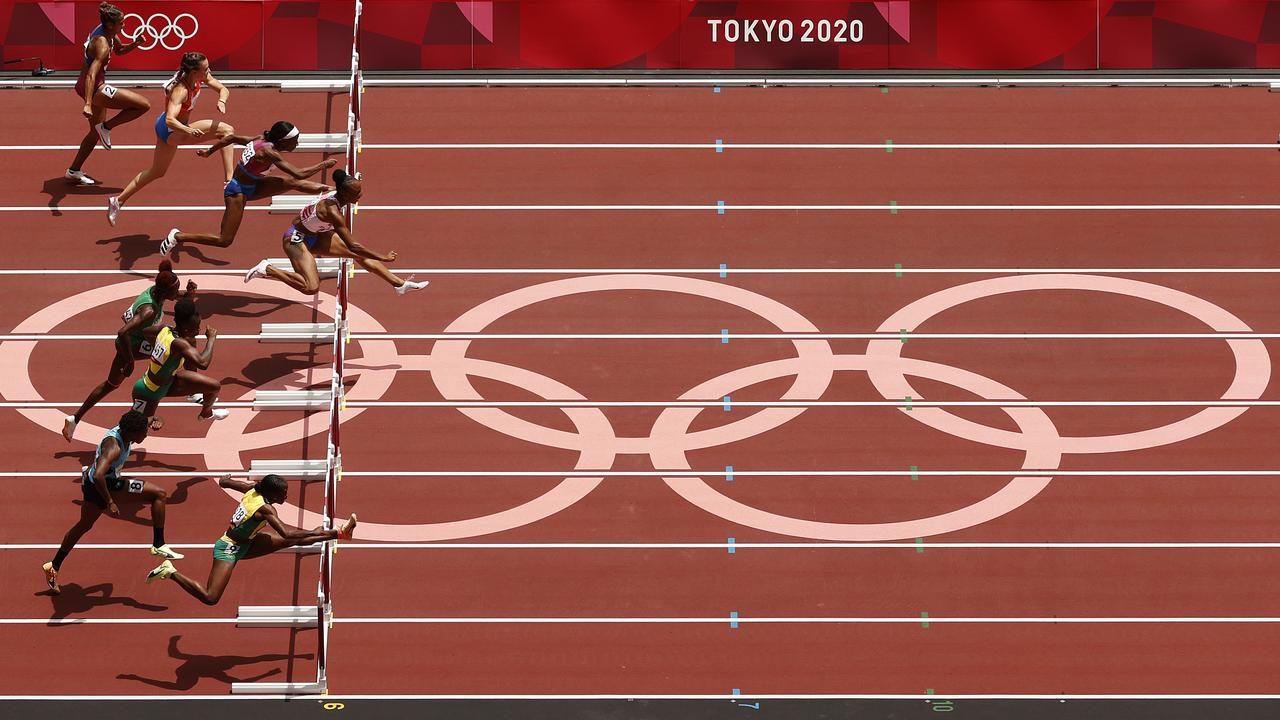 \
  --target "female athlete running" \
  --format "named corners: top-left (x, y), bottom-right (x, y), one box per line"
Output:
top-left (160, 120), bottom-right (337, 254)
top-left (108, 51), bottom-right (234, 225)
